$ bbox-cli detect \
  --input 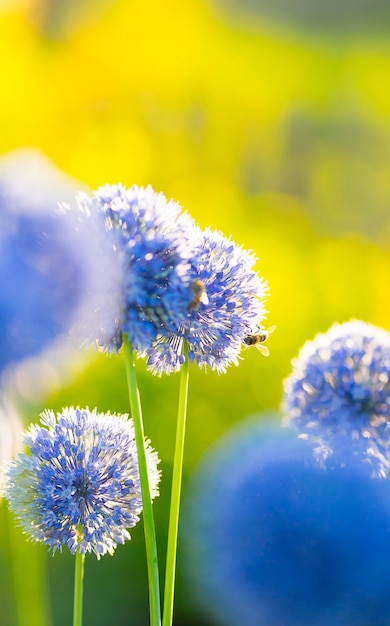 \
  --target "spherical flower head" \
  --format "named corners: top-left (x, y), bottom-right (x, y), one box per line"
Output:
top-left (182, 417), bottom-right (390, 626)
top-left (146, 227), bottom-right (268, 375)
top-left (0, 191), bottom-right (87, 373)
top-left (4, 407), bottom-right (160, 558)
top-left (283, 320), bottom-right (390, 477)
top-left (73, 184), bottom-right (197, 354)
